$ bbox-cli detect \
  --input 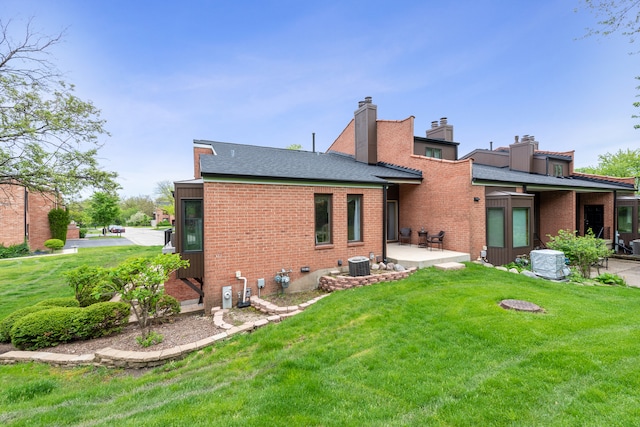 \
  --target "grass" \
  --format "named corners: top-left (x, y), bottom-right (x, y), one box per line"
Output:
top-left (0, 246), bottom-right (160, 319)
top-left (1, 259), bottom-right (640, 425)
